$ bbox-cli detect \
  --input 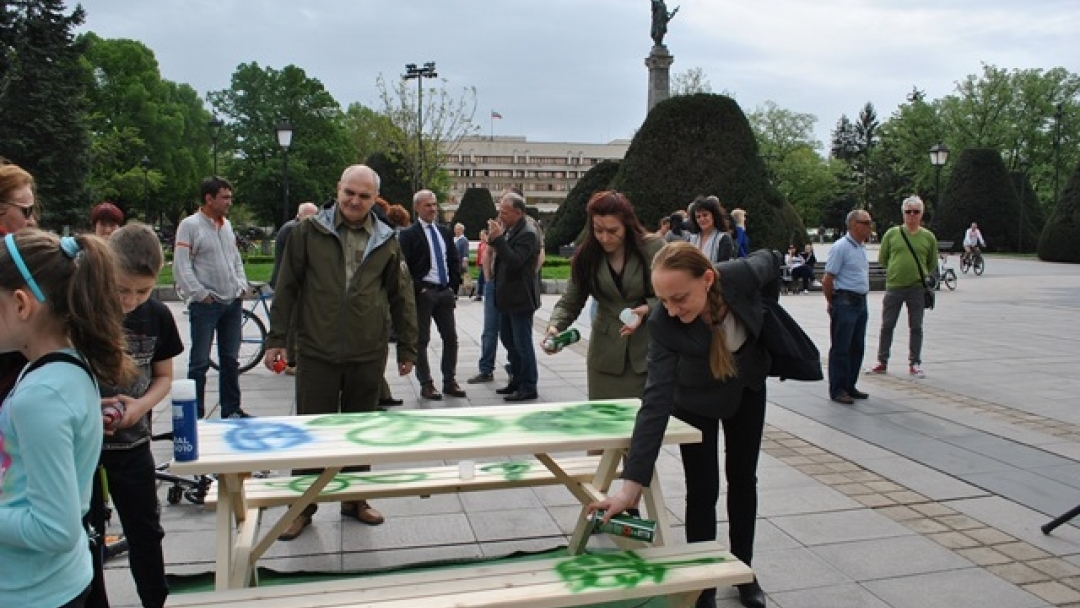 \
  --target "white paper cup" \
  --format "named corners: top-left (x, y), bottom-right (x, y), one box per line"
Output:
top-left (459, 460), bottom-right (476, 480)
